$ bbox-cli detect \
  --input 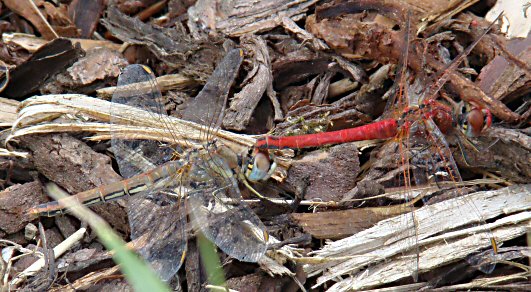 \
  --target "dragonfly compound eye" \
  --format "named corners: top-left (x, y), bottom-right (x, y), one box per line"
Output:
top-left (246, 152), bottom-right (271, 182)
top-left (465, 108), bottom-right (485, 137)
